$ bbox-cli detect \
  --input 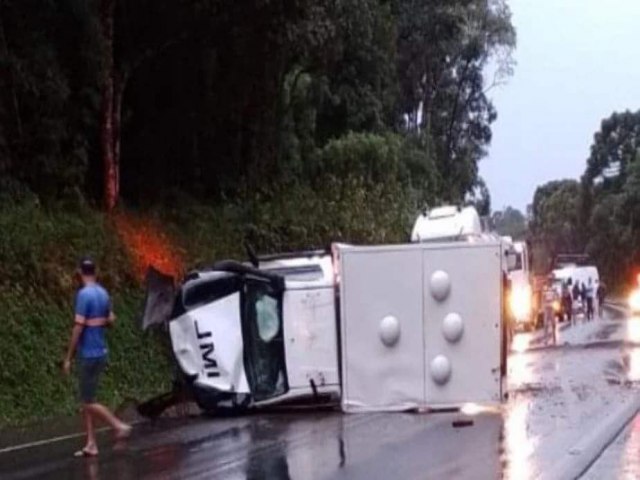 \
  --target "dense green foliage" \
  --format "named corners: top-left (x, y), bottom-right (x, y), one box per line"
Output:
top-left (492, 206), bottom-right (526, 240)
top-left (529, 110), bottom-right (640, 284)
top-left (528, 180), bottom-right (583, 272)
top-left (0, 0), bottom-right (515, 208)
top-left (0, 178), bottom-right (413, 425)
top-left (0, 199), bottom-right (171, 425)
top-left (582, 112), bottom-right (640, 285)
